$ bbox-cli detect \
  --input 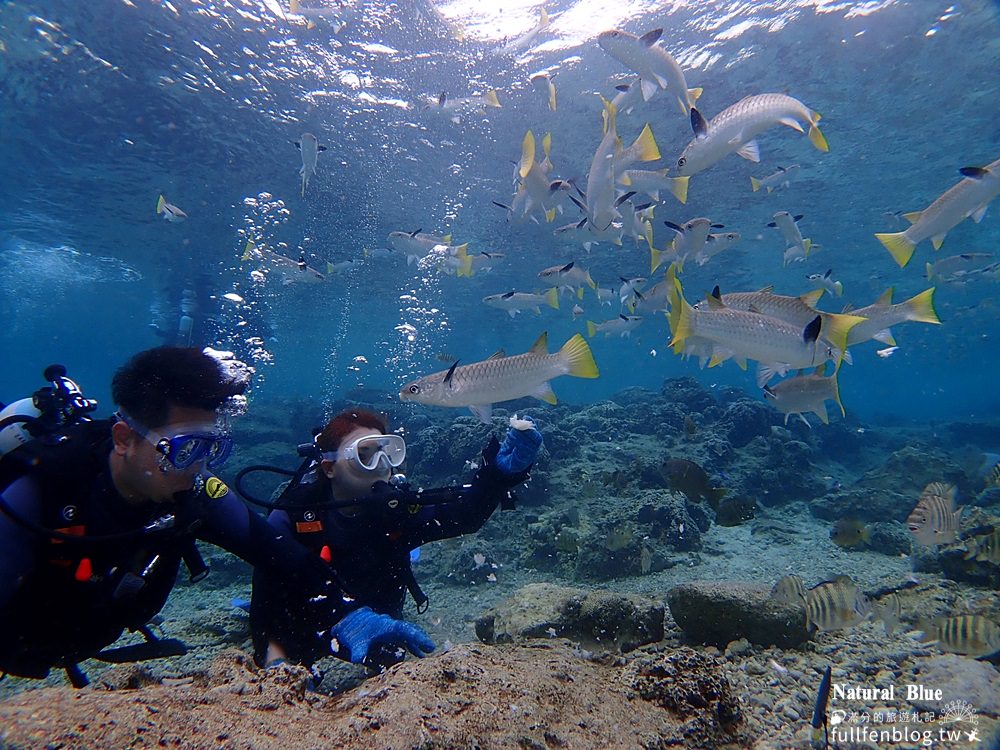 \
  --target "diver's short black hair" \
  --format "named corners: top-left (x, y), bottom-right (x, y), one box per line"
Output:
top-left (112, 346), bottom-right (246, 428)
